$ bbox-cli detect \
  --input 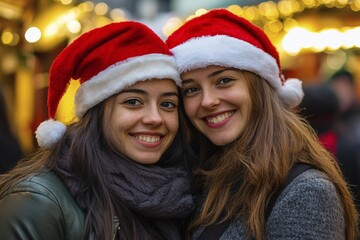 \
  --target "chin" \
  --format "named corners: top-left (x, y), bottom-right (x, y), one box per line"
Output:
top-left (209, 136), bottom-right (238, 146)
top-left (133, 155), bottom-right (162, 165)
